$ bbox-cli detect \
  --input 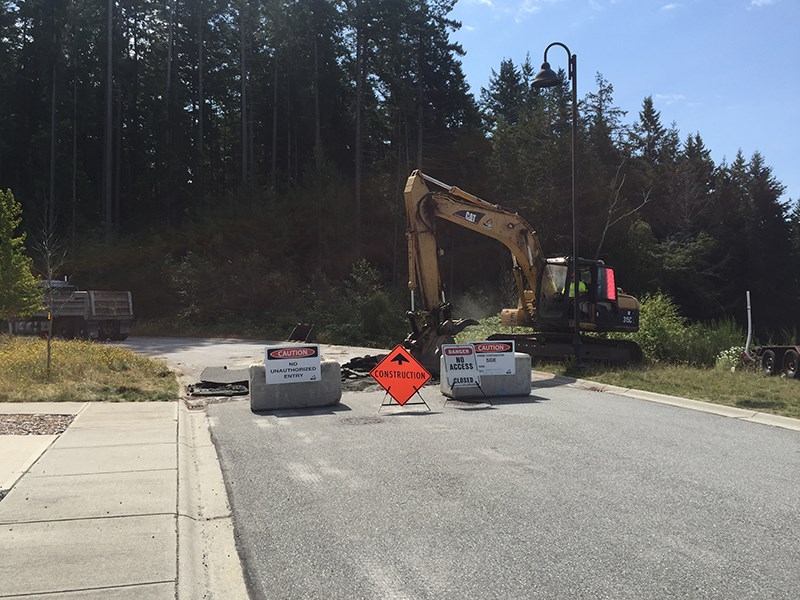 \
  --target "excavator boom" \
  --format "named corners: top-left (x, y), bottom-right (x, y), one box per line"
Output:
top-left (402, 170), bottom-right (641, 372)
